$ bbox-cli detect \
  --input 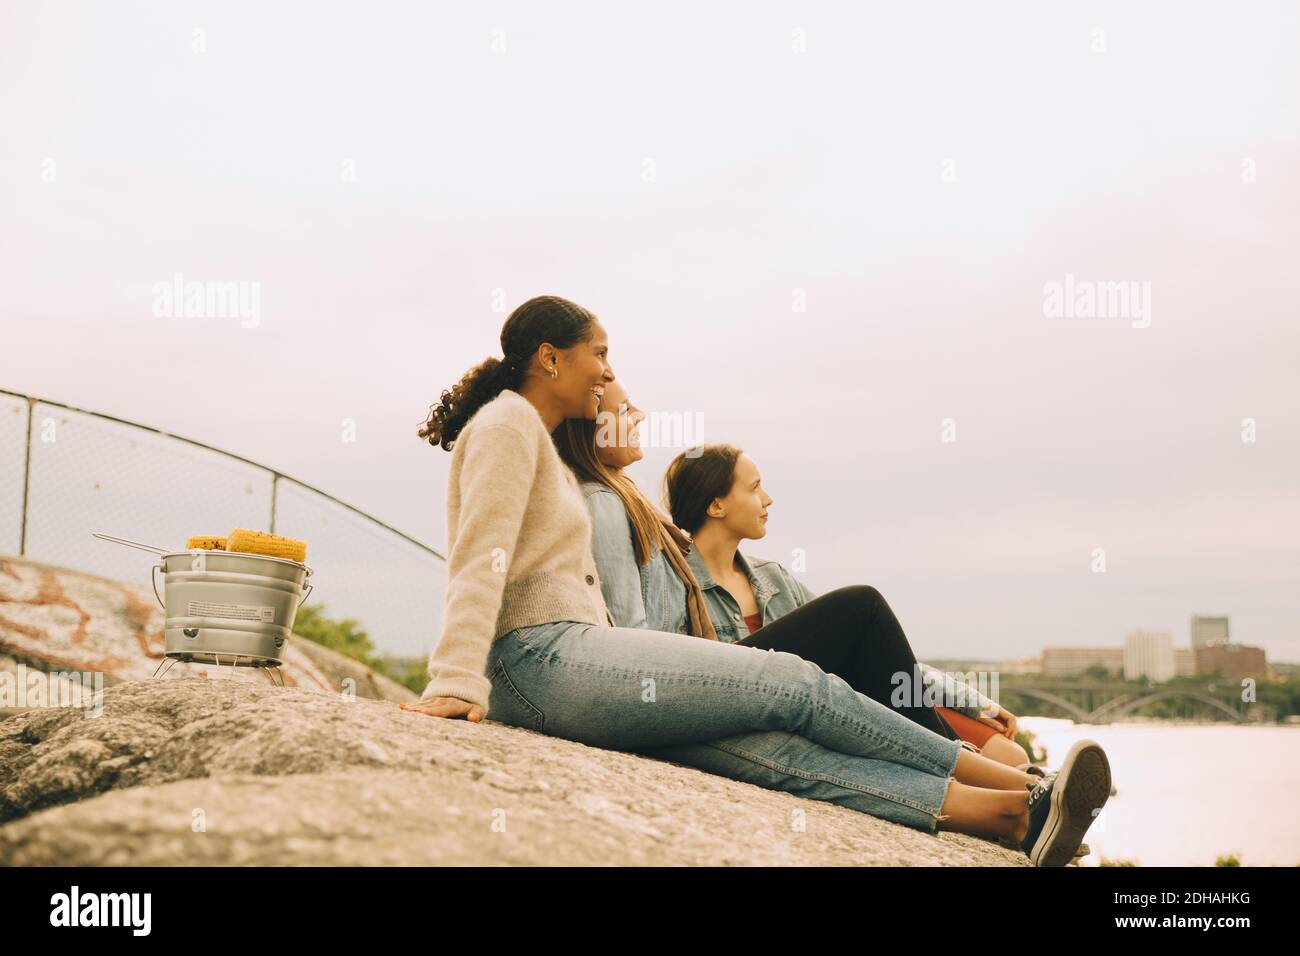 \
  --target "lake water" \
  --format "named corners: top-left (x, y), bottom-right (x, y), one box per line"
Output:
top-left (1017, 717), bottom-right (1300, 867)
